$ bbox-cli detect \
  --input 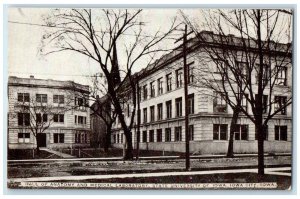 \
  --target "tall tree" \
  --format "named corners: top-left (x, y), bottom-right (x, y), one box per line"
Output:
top-left (182, 9), bottom-right (292, 175)
top-left (40, 9), bottom-right (177, 160)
